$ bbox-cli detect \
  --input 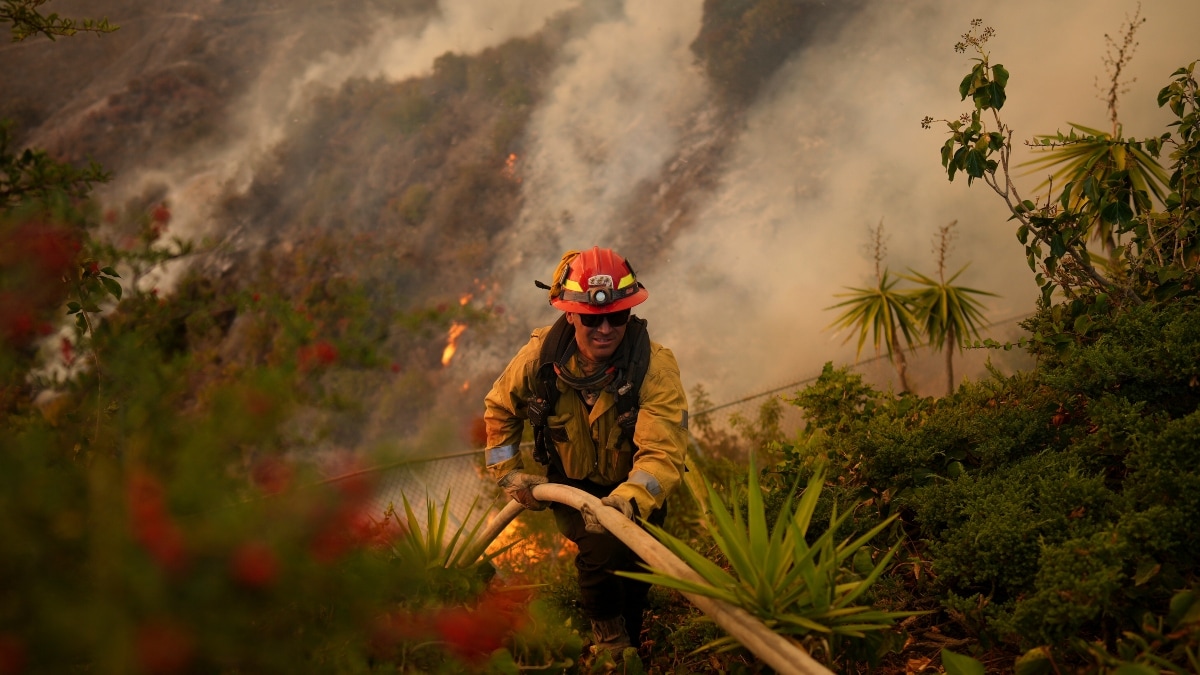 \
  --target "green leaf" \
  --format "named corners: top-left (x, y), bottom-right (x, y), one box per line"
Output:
top-left (1168, 589), bottom-right (1200, 627)
top-left (1072, 314), bottom-right (1091, 335)
top-left (100, 276), bottom-right (123, 301)
top-left (992, 64), bottom-right (1010, 89)
top-left (1133, 559), bottom-right (1161, 586)
top-left (942, 649), bottom-right (986, 675)
top-left (1014, 647), bottom-right (1054, 675)
top-left (959, 71), bottom-right (975, 101)
top-left (965, 148), bottom-right (987, 178)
